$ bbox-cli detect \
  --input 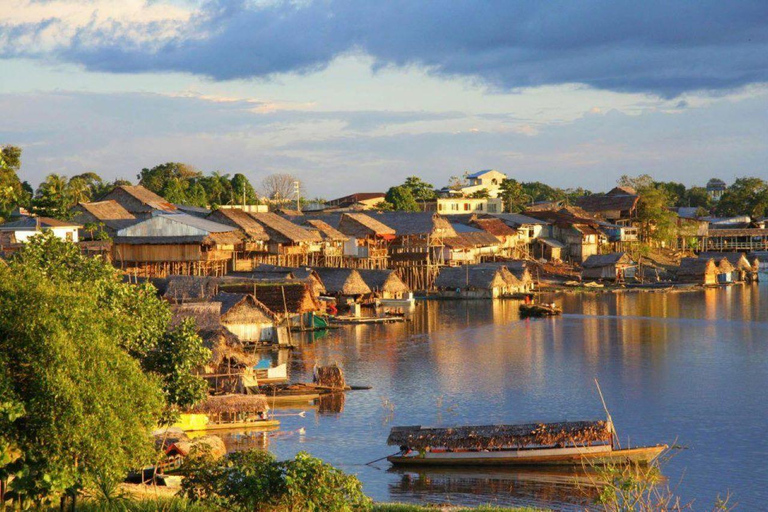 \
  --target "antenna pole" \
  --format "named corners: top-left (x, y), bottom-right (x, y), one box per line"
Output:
top-left (595, 378), bottom-right (621, 449)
